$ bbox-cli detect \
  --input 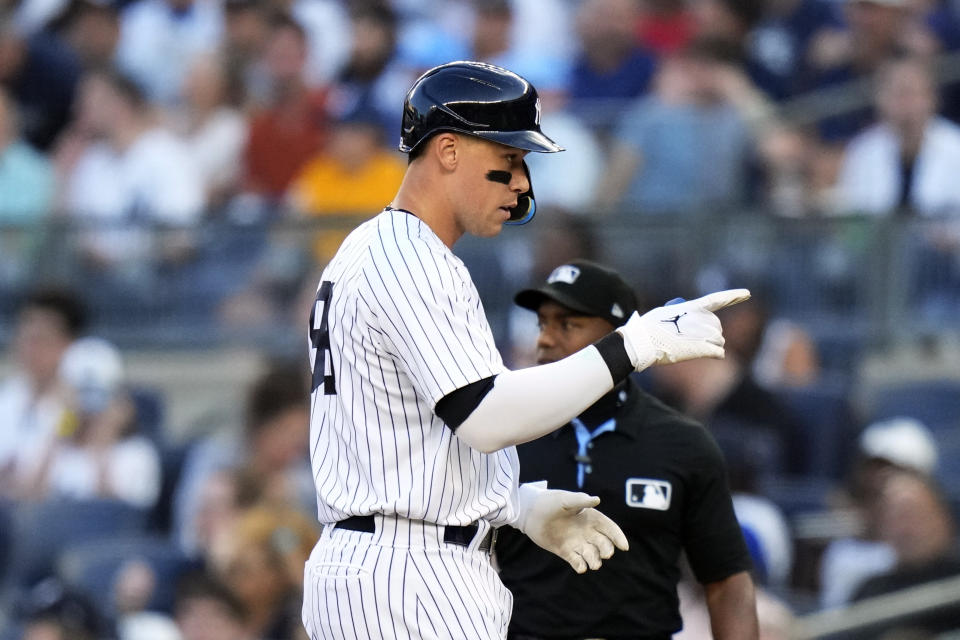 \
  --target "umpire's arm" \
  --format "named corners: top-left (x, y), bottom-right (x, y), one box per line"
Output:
top-left (705, 571), bottom-right (758, 640)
